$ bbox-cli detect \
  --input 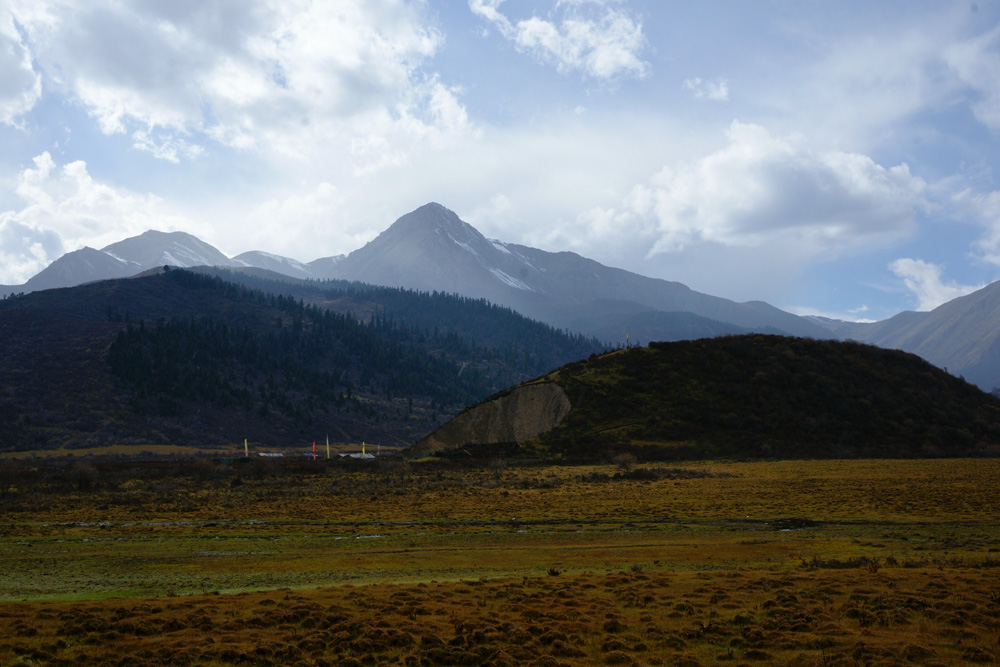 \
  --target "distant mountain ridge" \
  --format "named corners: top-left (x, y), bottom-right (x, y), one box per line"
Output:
top-left (0, 203), bottom-right (830, 344)
top-left (0, 230), bottom-right (346, 297)
top-left (20, 247), bottom-right (140, 293)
